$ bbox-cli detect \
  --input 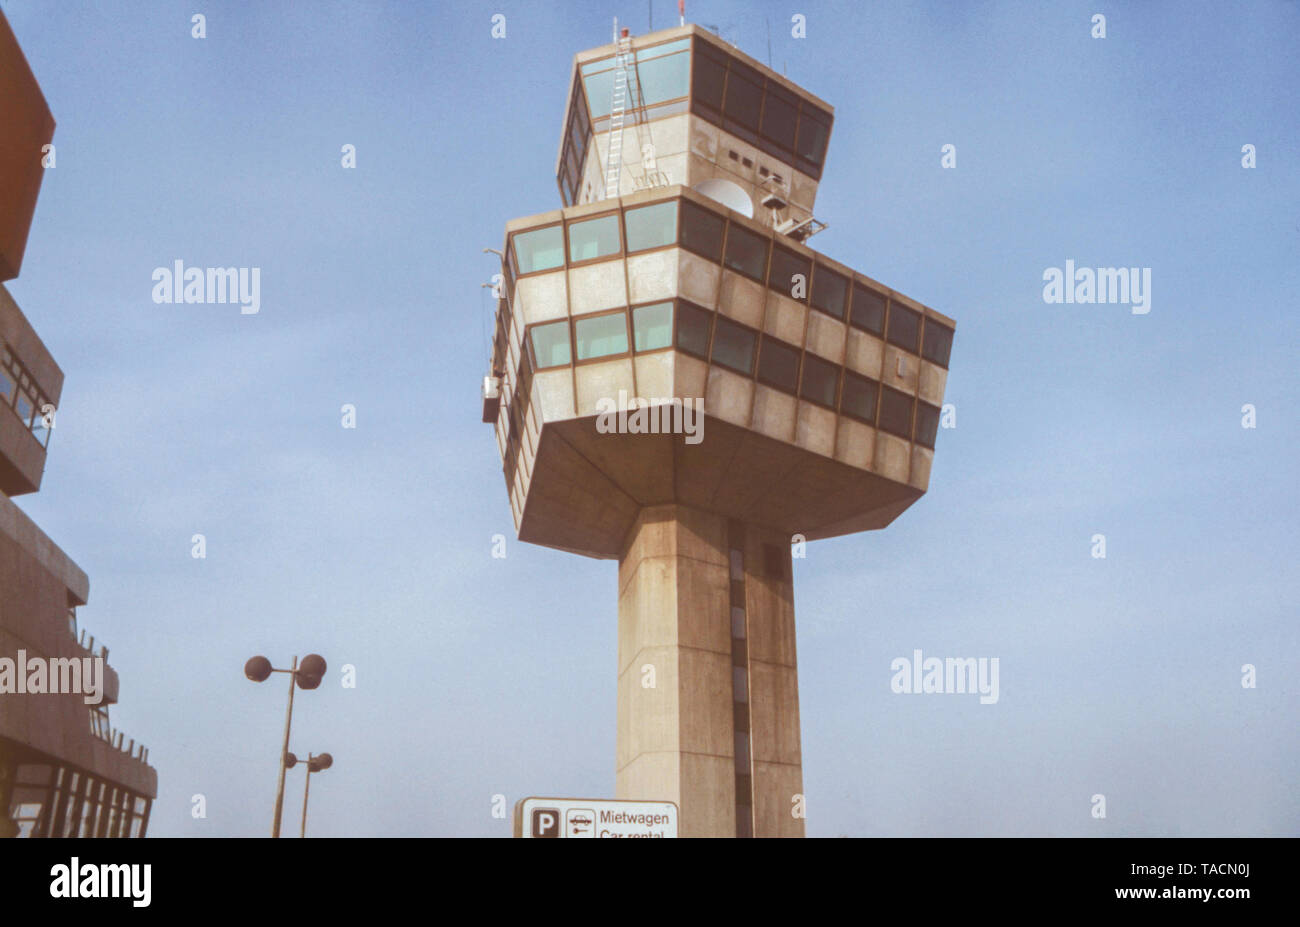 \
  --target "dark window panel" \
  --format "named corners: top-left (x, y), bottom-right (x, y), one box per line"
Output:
top-left (723, 224), bottom-right (768, 281)
top-left (922, 320), bottom-right (954, 367)
top-left (851, 284), bottom-right (886, 334)
top-left (887, 303), bottom-right (922, 353)
top-left (761, 85), bottom-right (798, 151)
top-left (800, 353), bottom-right (839, 408)
top-left (757, 337), bottom-right (799, 393)
top-left (692, 44), bottom-right (727, 111)
top-left (711, 317), bottom-right (758, 375)
top-left (915, 401), bottom-right (941, 449)
top-left (768, 245), bottom-right (811, 302)
top-left (878, 386), bottom-right (914, 440)
top-left (841, 372), bottom-right (878, 424)
top-left (675, 300), bottom-right (713, 359)
top-left (811, 266), bottom-right (848, 320)
top-left (680, 200), bottom-right (726, 262)
top-left (723, 62), bottom-right (763, 133)
top-left (796, 104), bottom-right (831, 165)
